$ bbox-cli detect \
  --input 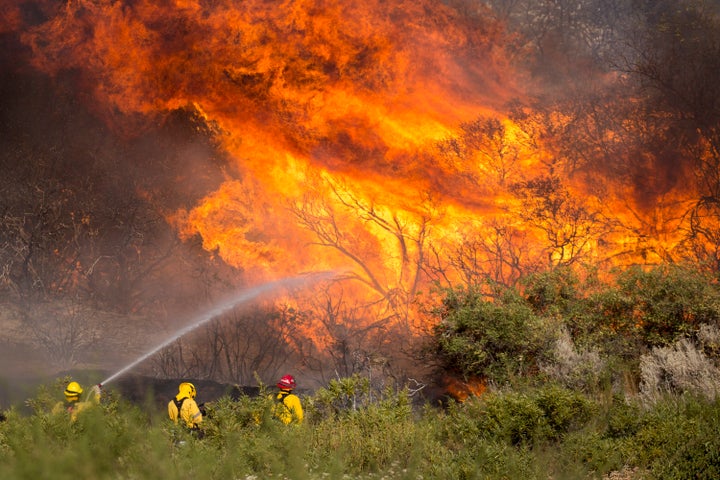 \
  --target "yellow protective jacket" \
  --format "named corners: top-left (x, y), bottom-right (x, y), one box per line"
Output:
top-left (168, 395), bottom-right (203, 429)
top-left (52, 398), bottom-right (95, 422)
top-left (272, 389), bottom-right (303, 425)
